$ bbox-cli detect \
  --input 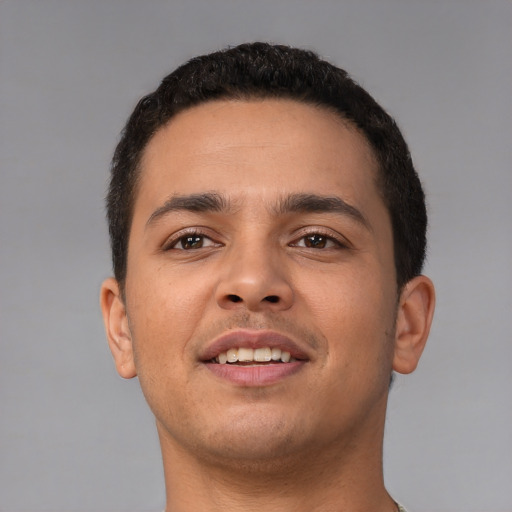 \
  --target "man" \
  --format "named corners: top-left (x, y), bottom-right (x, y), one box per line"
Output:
top-left (100, 42), bottom-right (435, 512)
